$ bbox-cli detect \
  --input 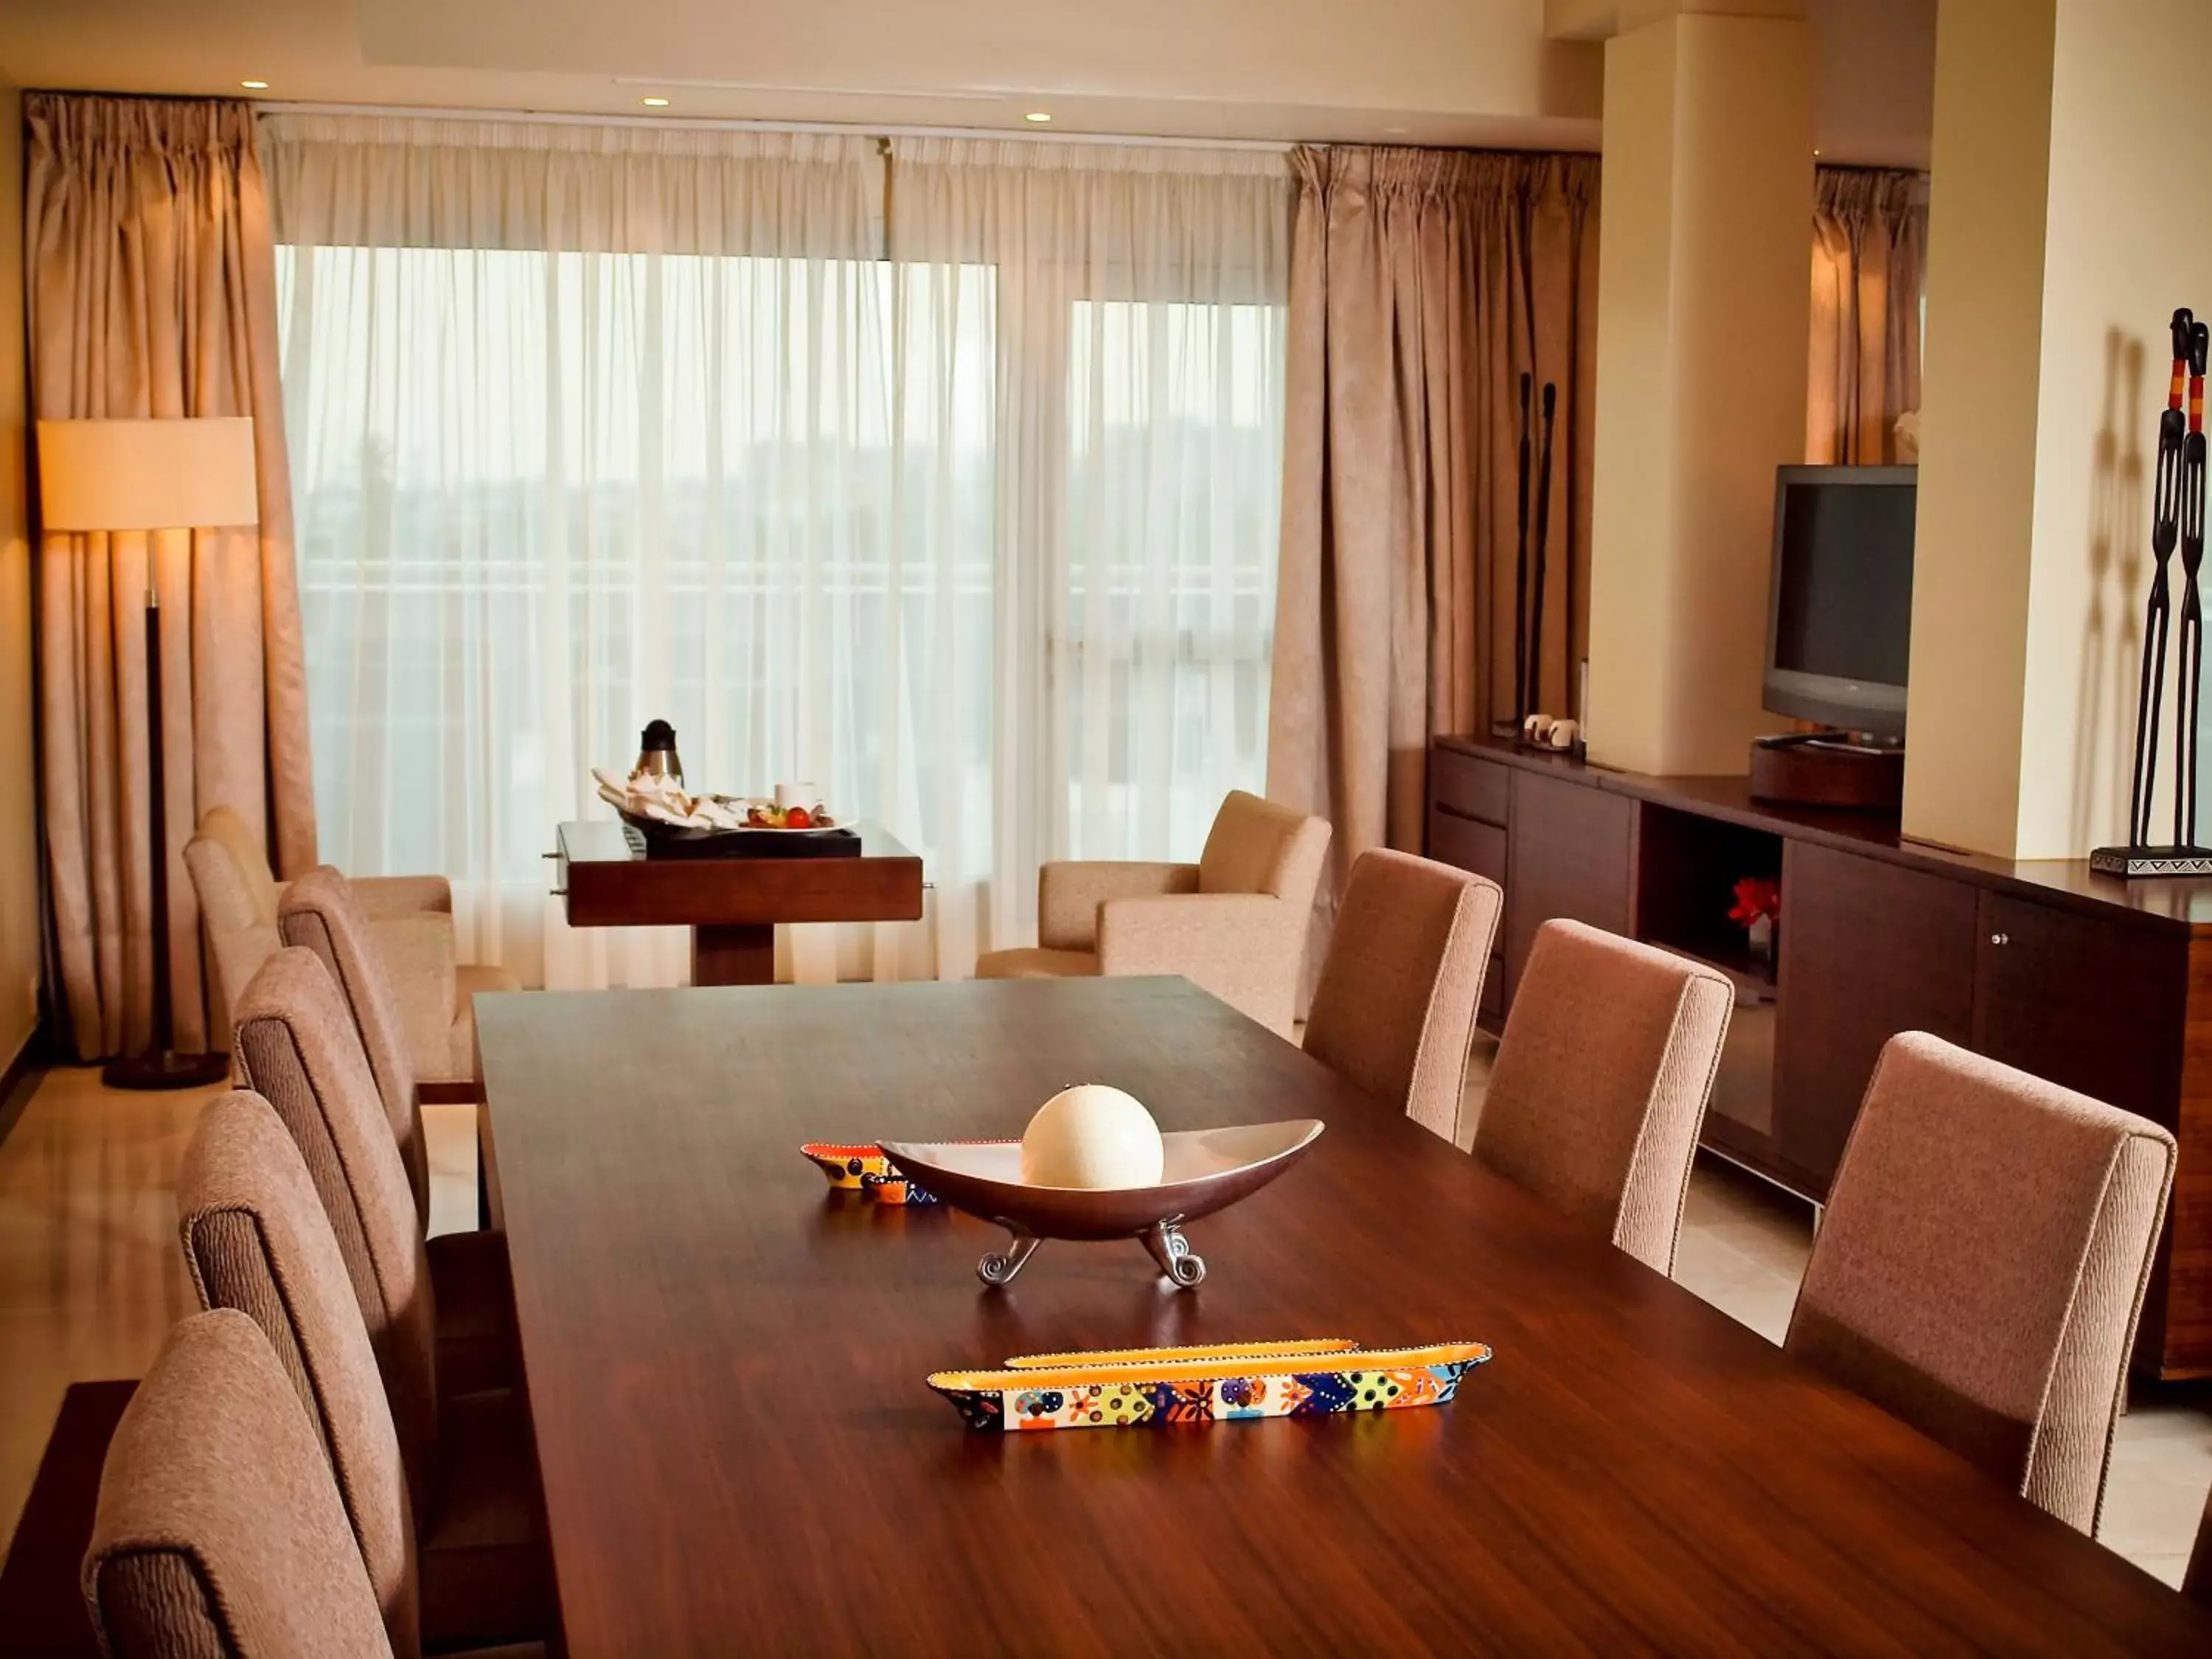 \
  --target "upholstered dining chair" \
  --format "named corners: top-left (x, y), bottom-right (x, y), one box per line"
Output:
top-left (230, 947), bottom-right (515, 1399)
top-left (83, 1310), bottom-right (399, 1659)
top-left (1471, 920), bottom-right (1733, 1276)
top-left (183, 804), bottom-right (455, 1045)
top-left (177, 1091), bottom-right (549, 1655)
top-left (973, 790), bottom-right (1331, 1036)
top-left (1785, 1032), bottom-right (2174, 1537)
top-left (2189, 1490), bottom-right (2212, 1605)
top-left (279, 864), bottom-right (518, 1102)
top-left (1301, 849), bottom-right (1503, 1142)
